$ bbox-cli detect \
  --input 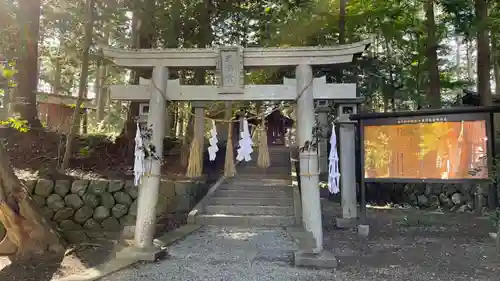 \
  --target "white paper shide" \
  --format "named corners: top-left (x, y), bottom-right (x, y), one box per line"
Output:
top-left (208, 120), bottom-right (219, 161)
top-left (328, 123), bottom-right (340, 194)
top-left (236, 118), bottom-right (253, 162)
top-left (134, 123), bottom-right (145, 186)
